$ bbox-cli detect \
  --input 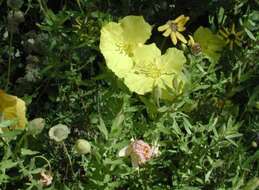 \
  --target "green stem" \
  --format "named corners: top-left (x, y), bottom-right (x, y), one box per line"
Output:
top-left (37, 0), bottom-right (48, 18)
top-left (5, 32), bottom-right (13, 90)
top-left (14, 133), bottom-right (27, 155)
top-left (34, 155), bottom-right (52, 171)
top-left (62, 142), bottom-right (75, 177)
